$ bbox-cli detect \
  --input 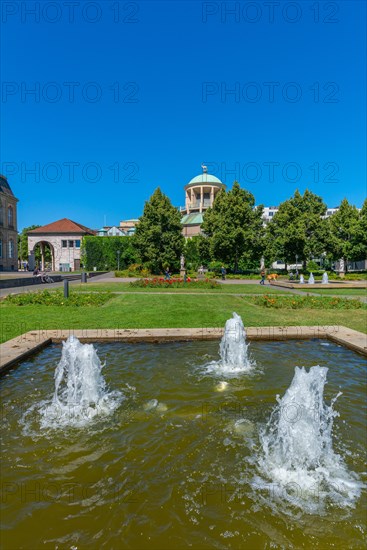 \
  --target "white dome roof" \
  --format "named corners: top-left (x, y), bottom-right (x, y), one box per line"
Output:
top-left (188, 173), bottom-right (223, 185)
